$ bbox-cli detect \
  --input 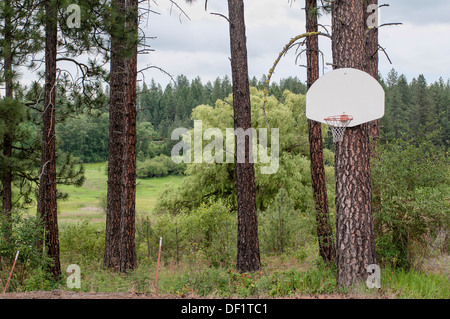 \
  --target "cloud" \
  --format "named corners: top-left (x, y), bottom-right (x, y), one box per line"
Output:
top-left (381, 1), bottom-right (450, 26)
top-left (144, 0), bottom-right (310, 85)
top-left (378, 21), bottom-right (450, 82)
top-left (13, 0), bottom-right (450, 93)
